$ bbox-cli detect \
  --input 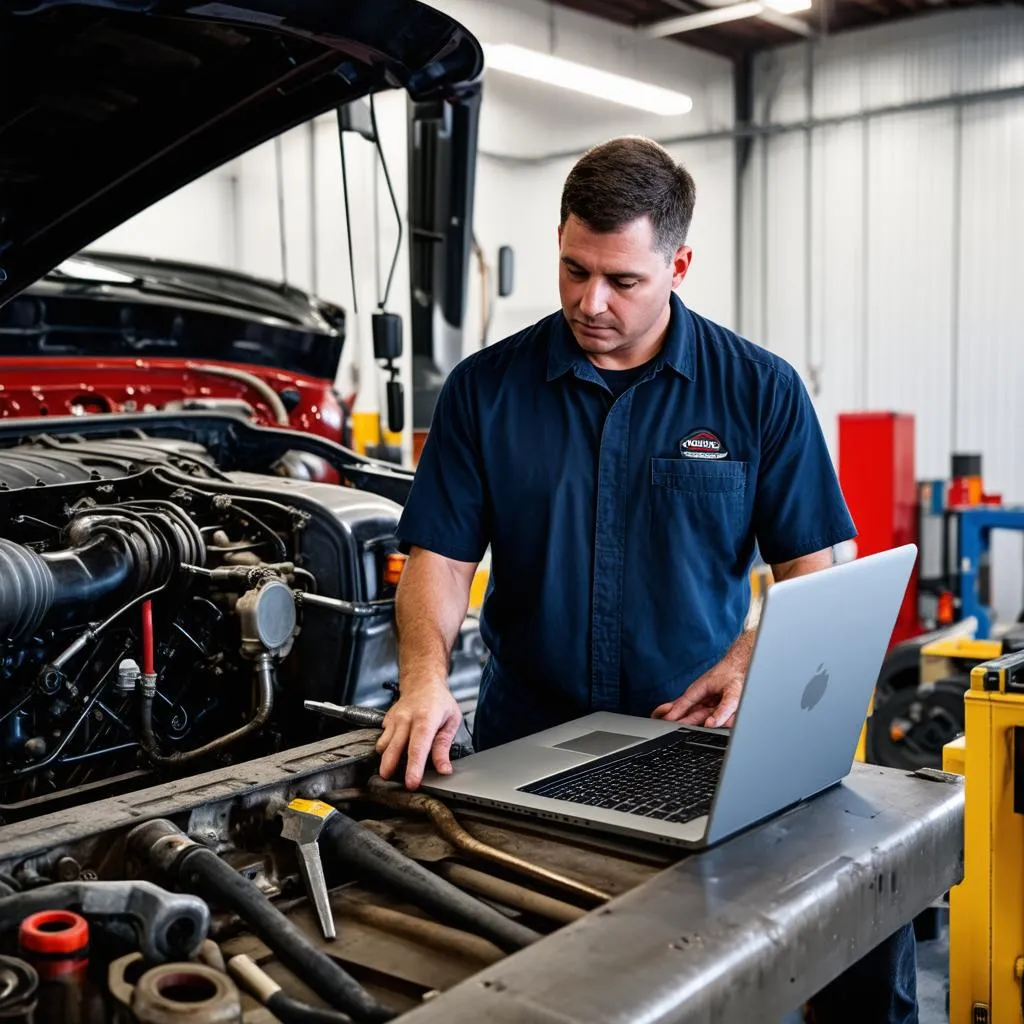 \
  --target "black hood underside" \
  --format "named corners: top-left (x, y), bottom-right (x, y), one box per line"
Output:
top-left (0, 0), bottom-right (483, 307)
